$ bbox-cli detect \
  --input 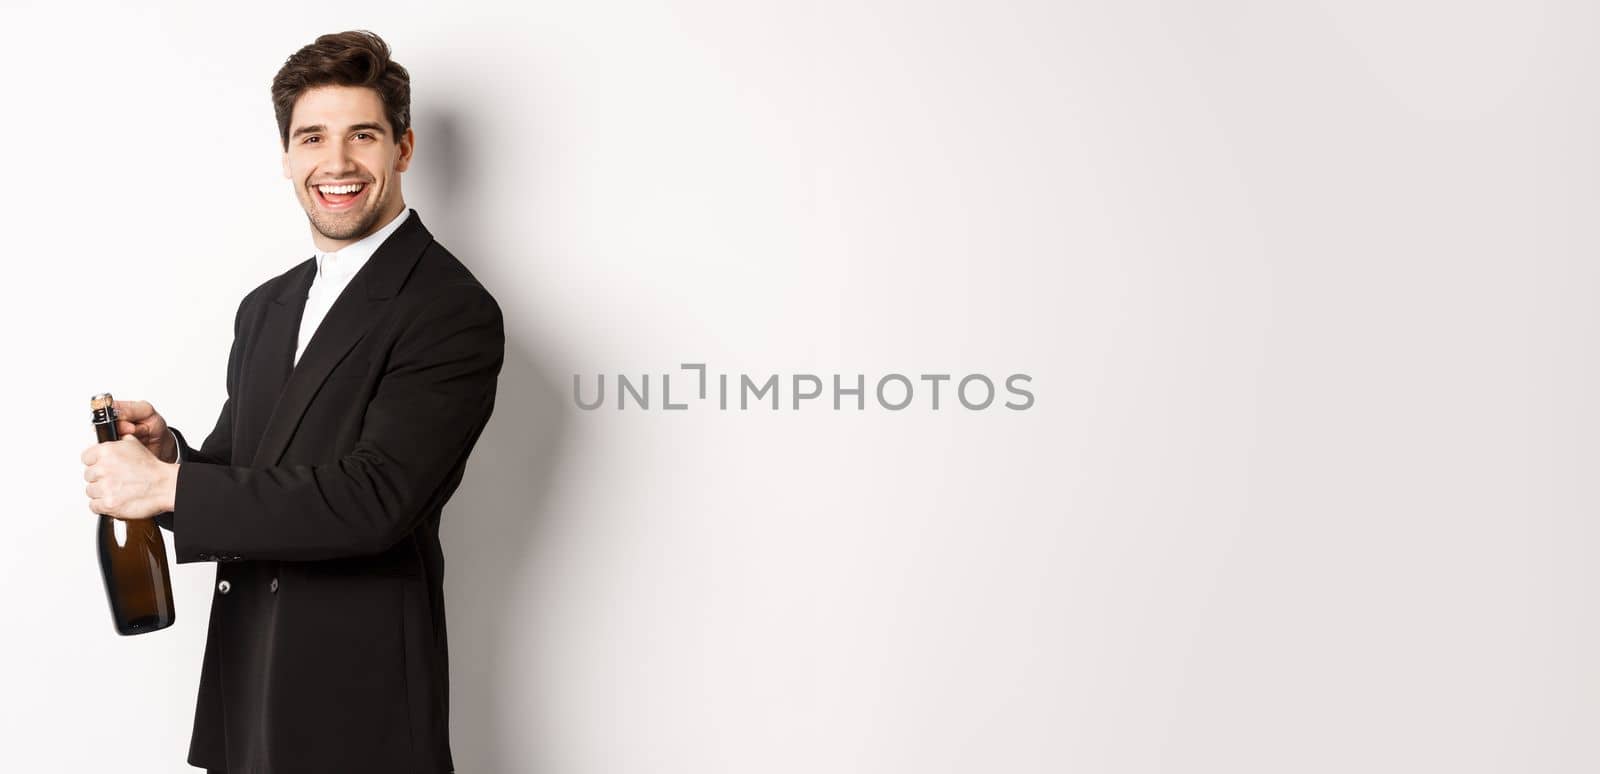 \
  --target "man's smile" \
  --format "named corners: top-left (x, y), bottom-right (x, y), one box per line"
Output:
top-left (312, 180), bottom-right (369, 211)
